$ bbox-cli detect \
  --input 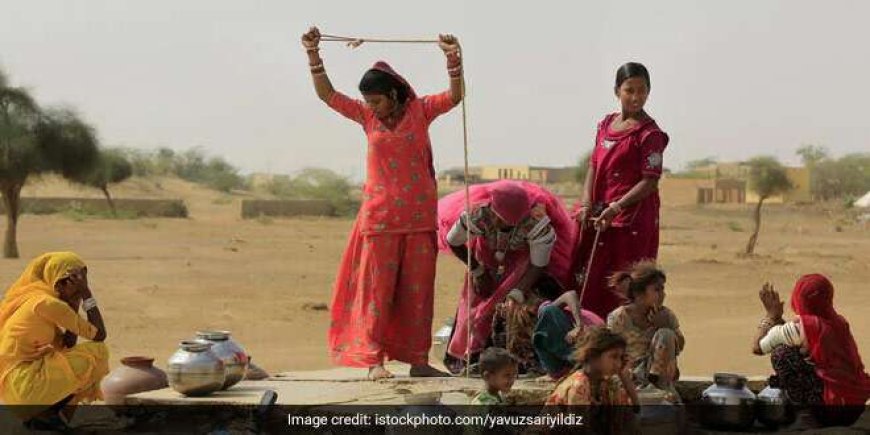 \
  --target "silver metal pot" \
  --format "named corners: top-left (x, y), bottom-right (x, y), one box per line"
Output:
top-left (167, 340), bottom-right (226, 396)
top-left (195, 330), bottom-right (249, 390)
top-left (699, 373), bottom-right (757, 430)
top-left (431, 318), bottom-right (454, 362)
top-left (756, 385), bottom-right (796, 429)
